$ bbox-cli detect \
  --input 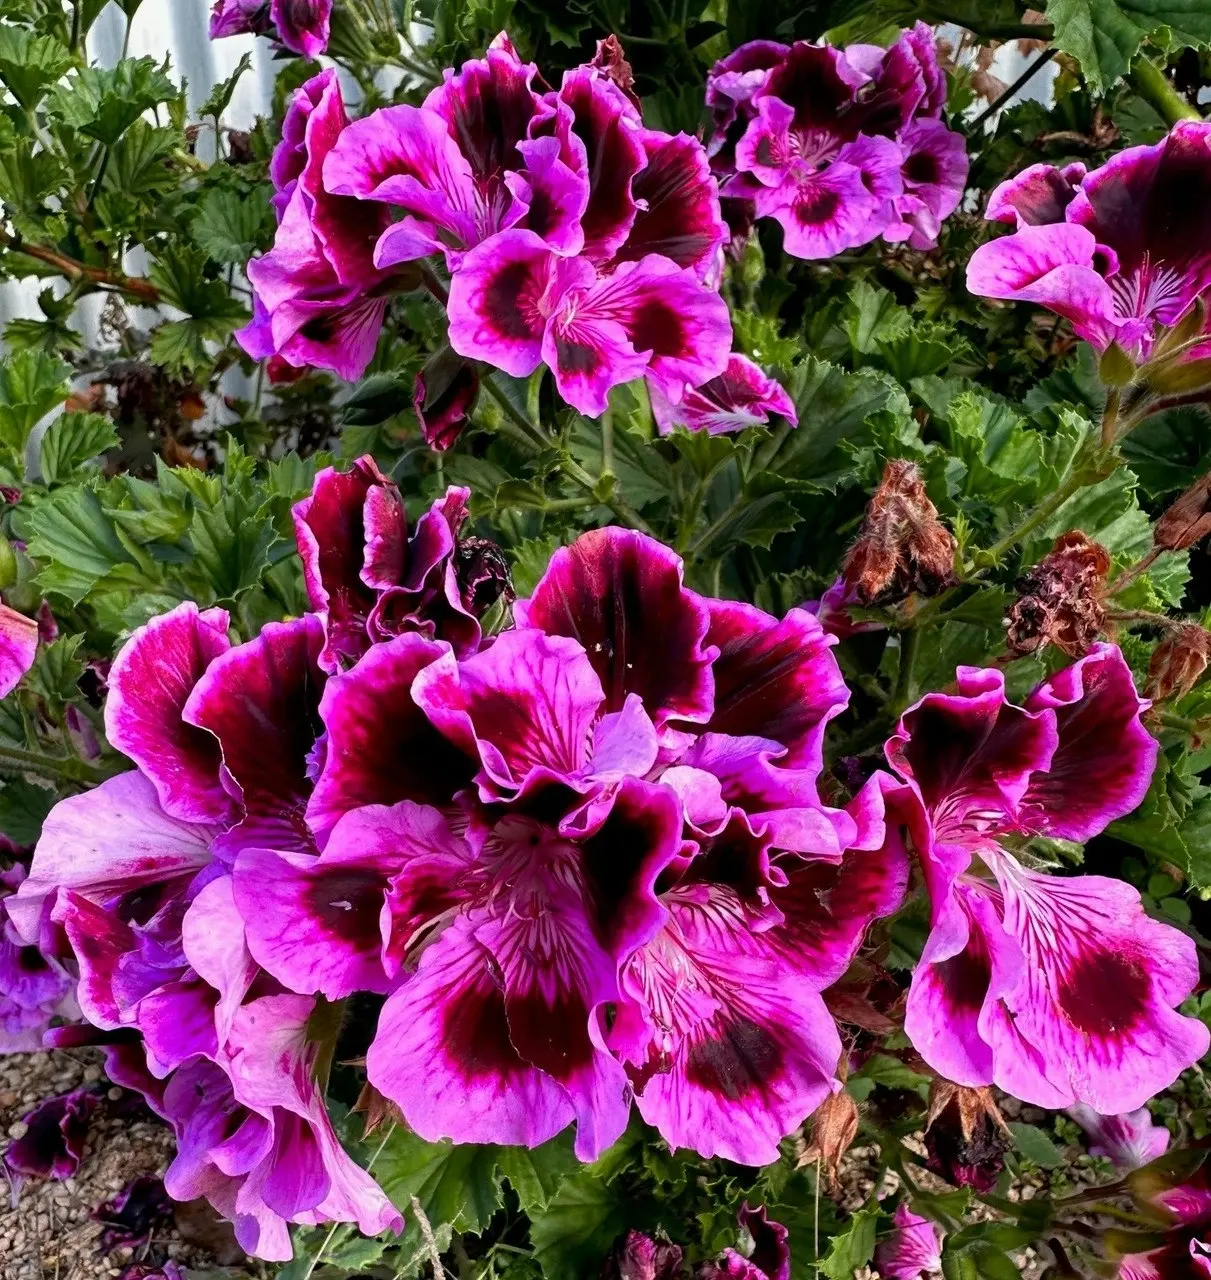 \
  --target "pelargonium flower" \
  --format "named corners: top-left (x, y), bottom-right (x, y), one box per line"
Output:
top-left (292, 456), bottom-right (494, 671)
top-left (874, 1204), bottom-right (944, 1280)
top-left (707, 24), bottom-right (967, 259)
top-left (648, 353), bottom-right (796, 435)
top-left (601, 1230), bottom-right (685, 1280)
top-left (4, 1086), bottom-right (98, 1182)
top-left (119, 1265), bottom-right (186, 1280)
top-left (0, 601), bottom-right (38, 698)
top-left (9, 603), bottom-right (401, 1260)
top-left (1068, 1104), bottom-right (1171, 1170)
top-left (699, 1205), bottom-right (791, 1280)
top-left (209, 0), bottom-right (331, 59)
top-left (94, 1175), bottom-right (175, 1251)
top-left (1118, 1164), bottom-right (1211, 1280)
top-left (234, 522), bottom-right (905, 1166)
top-left (246, 34), bottom-right (732, 407)
top-left (967, 122), bottom-right (1211, 363)
top-left (237, 70), bottom-right (396, 380)
top-left (0, 864), bottom-right (75, 1051)
top-left (888, 644), bottom-right (1209, 1113)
